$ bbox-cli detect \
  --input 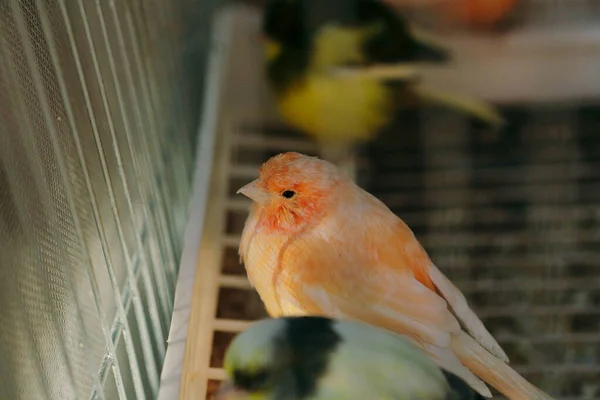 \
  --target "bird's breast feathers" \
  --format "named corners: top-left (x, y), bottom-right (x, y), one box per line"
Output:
top-left (277, 74), bottom-right (395, 143)
top-left (239, 198), bottom-right (433, 313)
